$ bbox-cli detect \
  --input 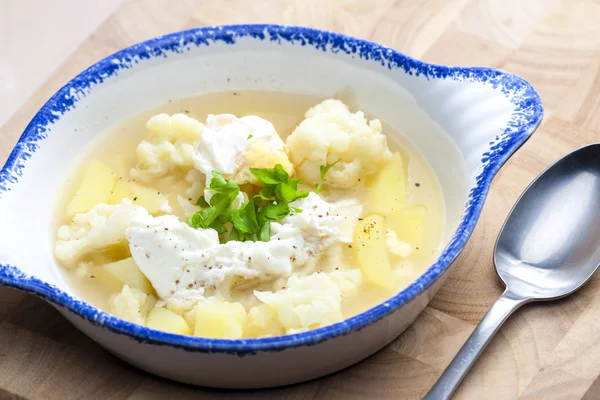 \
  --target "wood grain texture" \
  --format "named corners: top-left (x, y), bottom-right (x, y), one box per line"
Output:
top-left (1, 0), bottom-right (599, 398)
